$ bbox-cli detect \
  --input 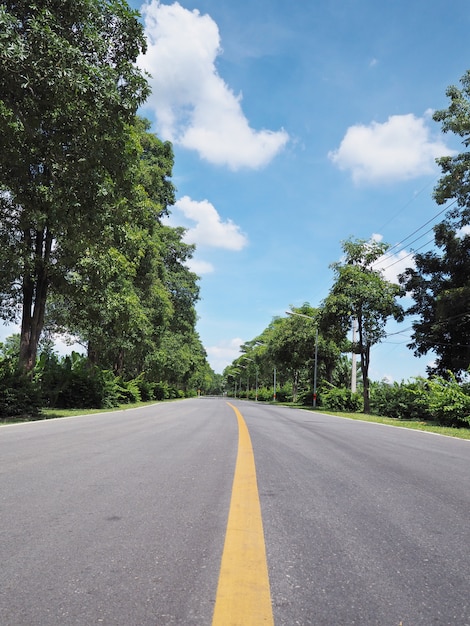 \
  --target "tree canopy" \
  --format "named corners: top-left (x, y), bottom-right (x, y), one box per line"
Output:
top-left (0, 1), bottom-right (217, 402)
top-left (0, 0), bottom-right (149, 371)
top-left (399, 69), bottom-right (470, 379)
top-left (400, 222), bottom-right (470, 378)
top-left (321, 238), bottom-right (404, 412)
top-left (433, 69), bottom-right (470, 222)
